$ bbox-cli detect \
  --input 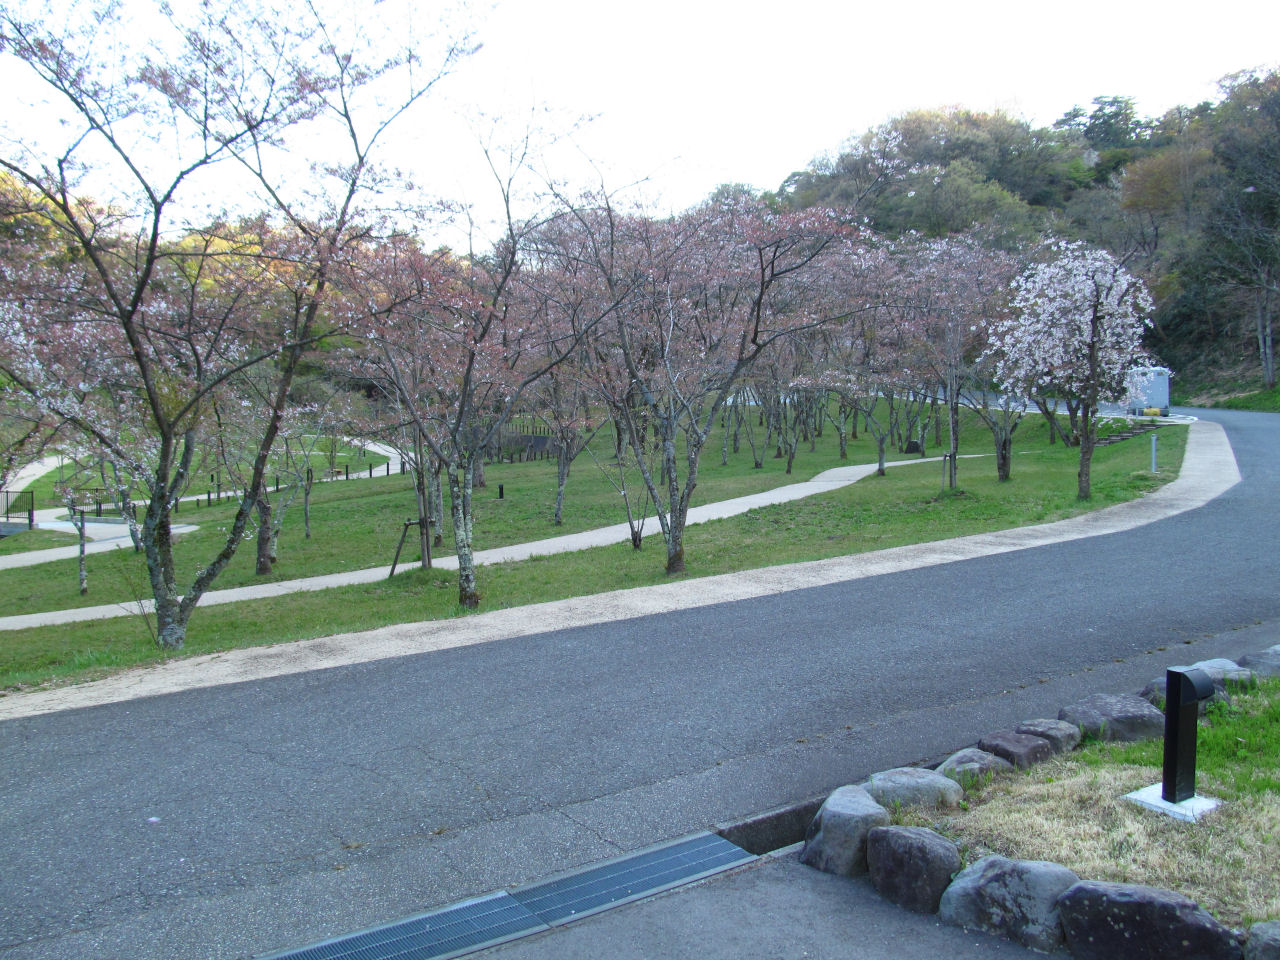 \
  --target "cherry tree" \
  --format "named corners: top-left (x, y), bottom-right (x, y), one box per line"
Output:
top-left (346, 188), bottom-right (632, 607)
top-left (0, 0), bottom-right (474, 648)
top-left (896, 233), bottom-right (1019, 486)
top-left (580, 194), bottom-right (854, 574)
top-left (985, 240), bottom-right (1154, 499)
